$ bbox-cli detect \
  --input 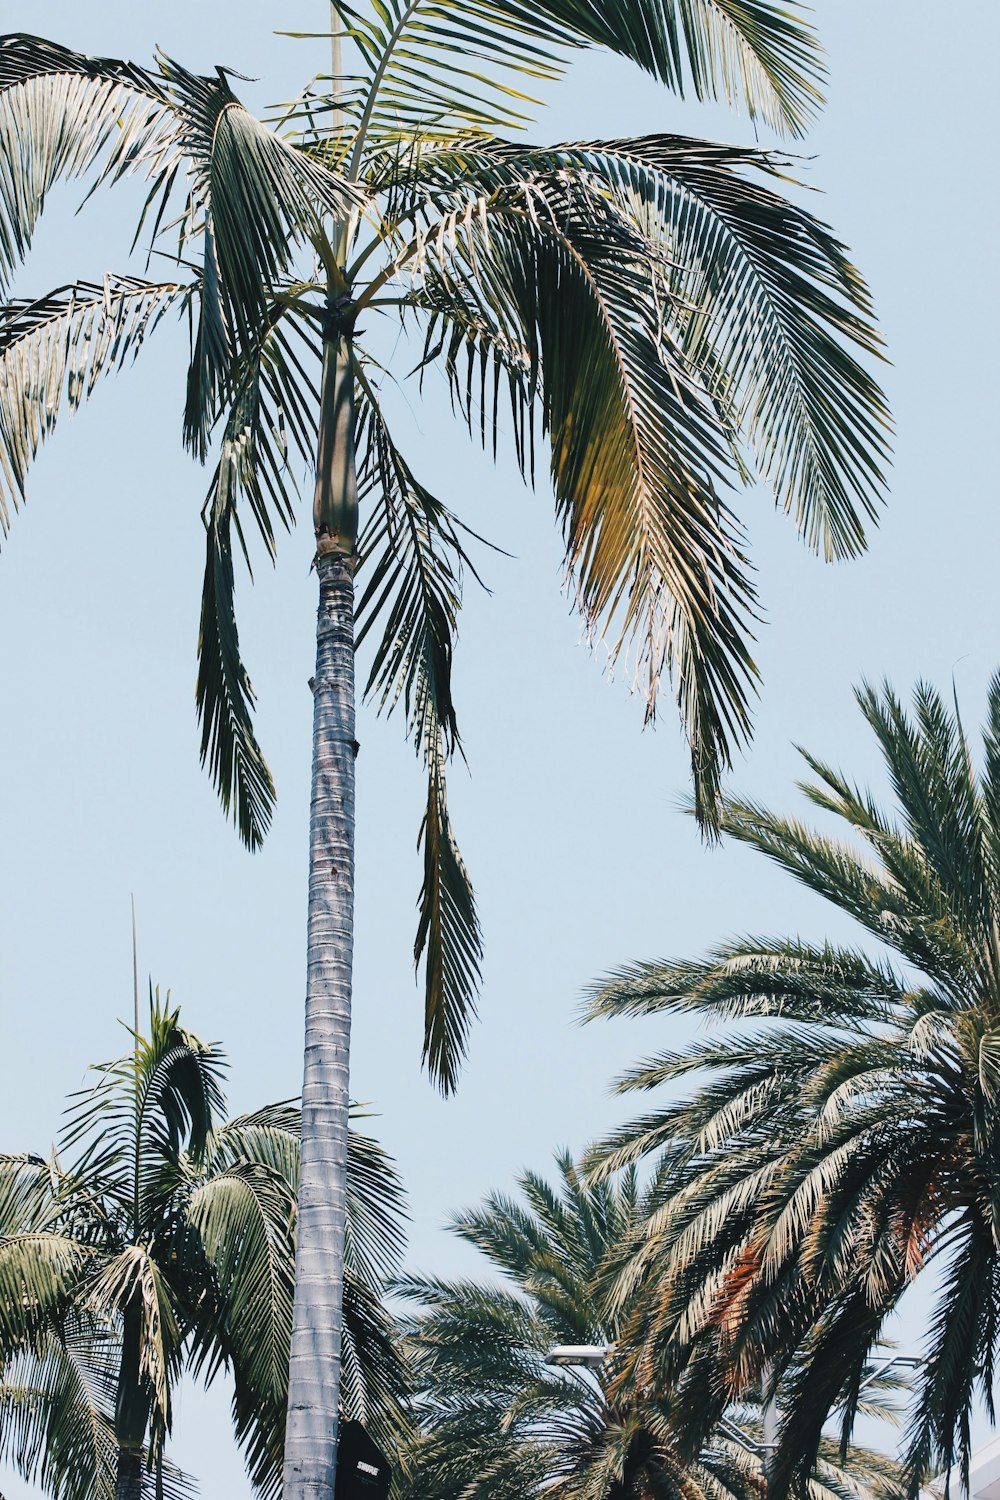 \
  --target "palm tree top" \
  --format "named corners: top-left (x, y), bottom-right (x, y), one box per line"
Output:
top-left (399, 1150), bottom-right (904, 1500)
top-left (586, 674), bottom-right (1000, 1497)
top-left (0, 8), bottom-right (890, 1090)
top-left (0, 994), bottom-right (409, 1499)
